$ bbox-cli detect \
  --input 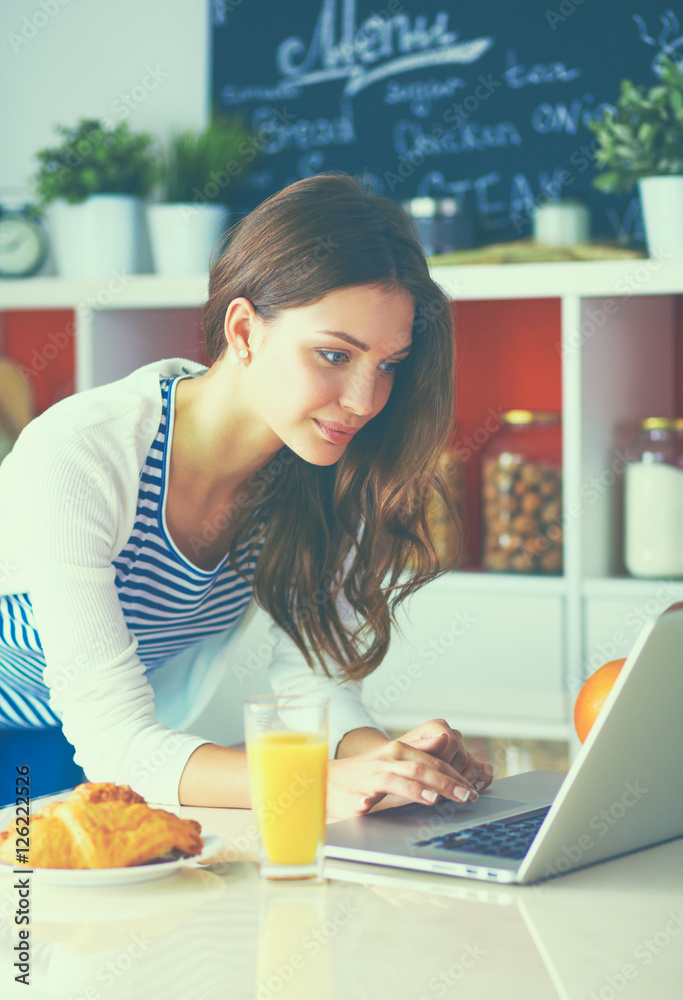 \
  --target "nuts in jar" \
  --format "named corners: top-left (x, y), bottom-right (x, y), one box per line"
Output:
top-left (480, 410), bottom-right (563, 574)
top-left (409, 447), bottom-right (465, 571)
